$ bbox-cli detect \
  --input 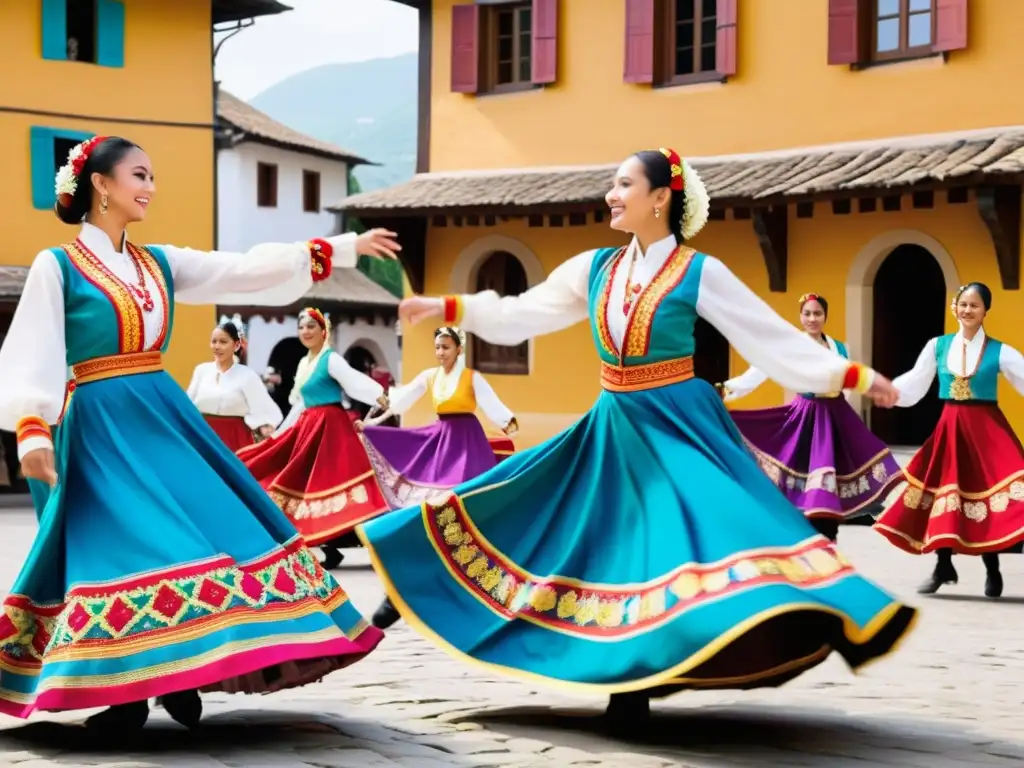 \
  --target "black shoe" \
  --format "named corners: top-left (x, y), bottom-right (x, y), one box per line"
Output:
top-left (372, 597), bottom-right (401, 629)
top-left (917, 563), bottom-right (958, 594)
top-left (321, 545), bottom-right (344, 570)
top-left (85, 700), bottom-right (150, 730)
top-left (604, 692), bottom-right (650, 725)
top-left (985, 569), bottom-right (1004, 598)
top-left (162, 689), bottom-right (202, 729)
